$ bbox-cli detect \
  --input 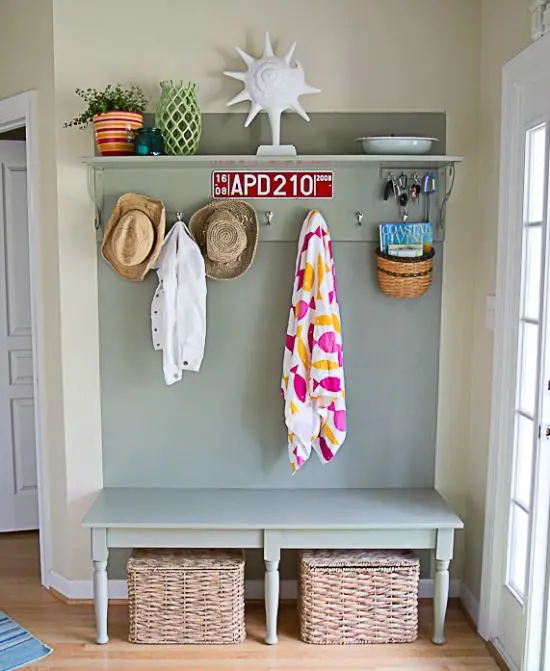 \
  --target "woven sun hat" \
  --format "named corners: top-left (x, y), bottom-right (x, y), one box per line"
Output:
top-left (189, 200), bottom-right (258, 280)
top-left (101, 193), bottom-right (166, 281)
